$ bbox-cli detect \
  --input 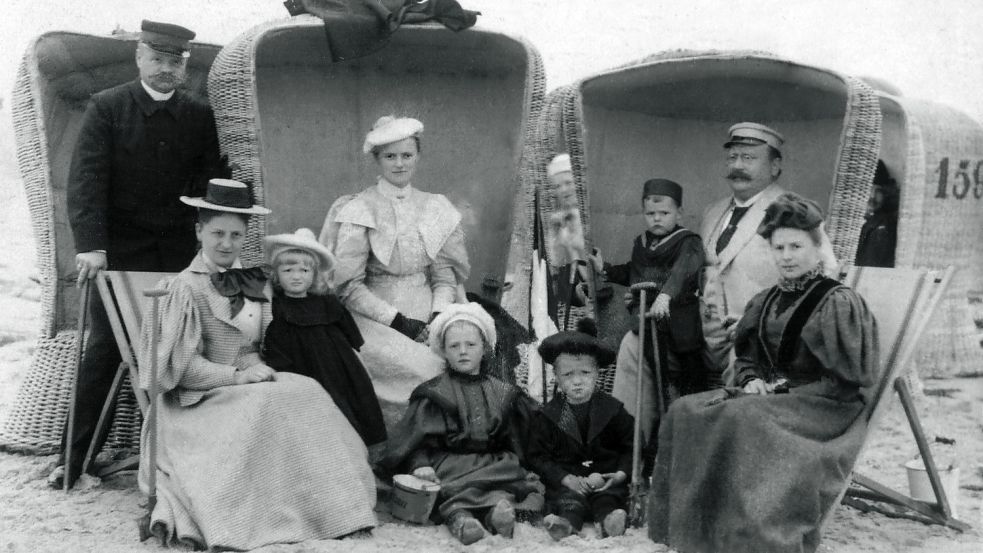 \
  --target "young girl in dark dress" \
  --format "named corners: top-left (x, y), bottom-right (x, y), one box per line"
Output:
top-left (262, 228), bottom-right (387, 448)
